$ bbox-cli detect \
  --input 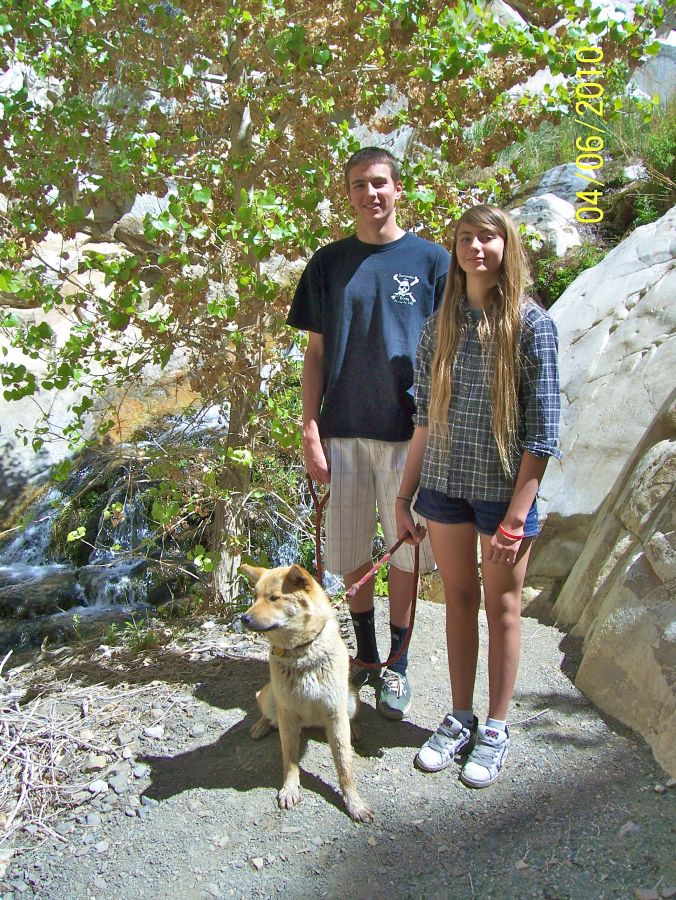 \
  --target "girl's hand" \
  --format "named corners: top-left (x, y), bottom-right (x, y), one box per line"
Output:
top-left (395, 500), bottom-right (427, 545)
top-left (486, 528), bottom-right (523, 566)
